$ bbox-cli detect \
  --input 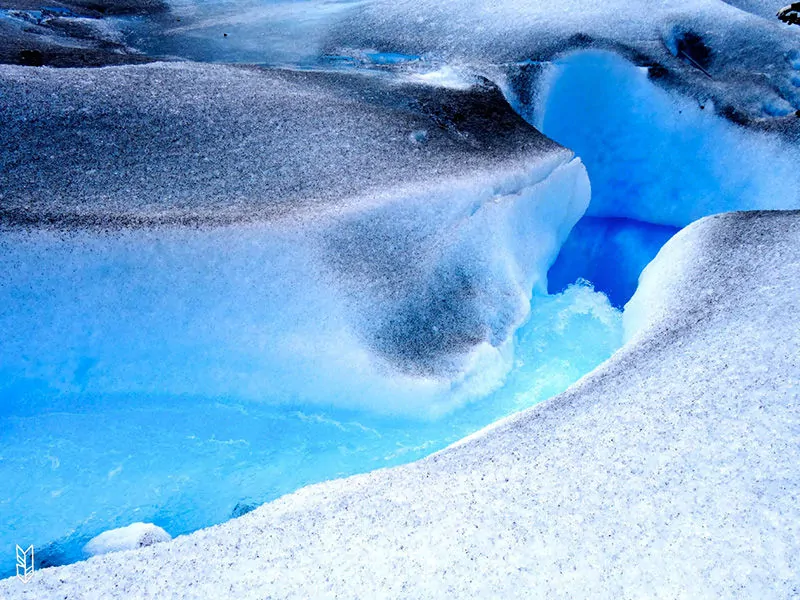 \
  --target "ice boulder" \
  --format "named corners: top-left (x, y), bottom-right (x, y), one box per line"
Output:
top-left (83, 523), bottom-right (171, 557)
